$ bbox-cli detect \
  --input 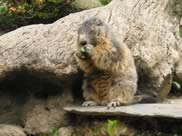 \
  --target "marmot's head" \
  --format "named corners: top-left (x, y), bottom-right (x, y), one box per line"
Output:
top-left (77, 17), bottom-right (110, 47)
